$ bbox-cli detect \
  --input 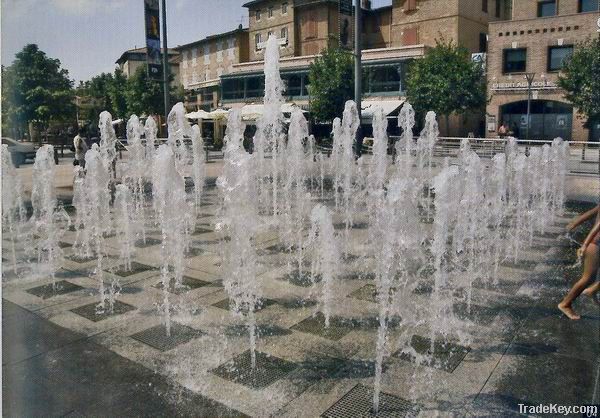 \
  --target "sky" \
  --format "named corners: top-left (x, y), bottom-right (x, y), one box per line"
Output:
top-left (1, 0), bottom-right (391, 84)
